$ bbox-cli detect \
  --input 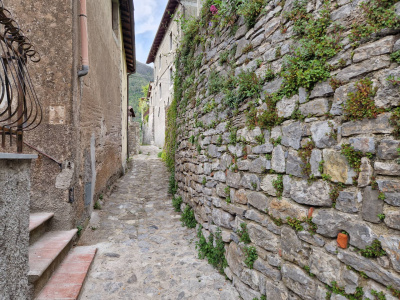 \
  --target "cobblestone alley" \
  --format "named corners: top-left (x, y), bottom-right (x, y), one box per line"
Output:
top-left (78, 145), bottom-right (240, 299)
